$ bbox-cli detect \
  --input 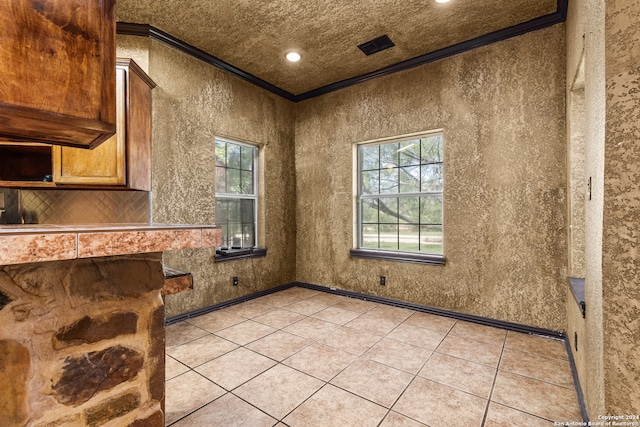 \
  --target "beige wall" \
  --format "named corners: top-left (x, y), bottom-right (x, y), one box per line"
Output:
top-left (118, 36), bottom-right (297, 318)
top-left (565, 0), bottom-right (606, 417)
top-left (566, 0), bottom-right (604, 416)
top-left (602, 0), bottom-right (640, 415)
top-left (119, 27), bottom-right (569, 332)
top-left (295, 25), bottom-right (567, 331)
top-left (566, 0), bottom-right (640, 416)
